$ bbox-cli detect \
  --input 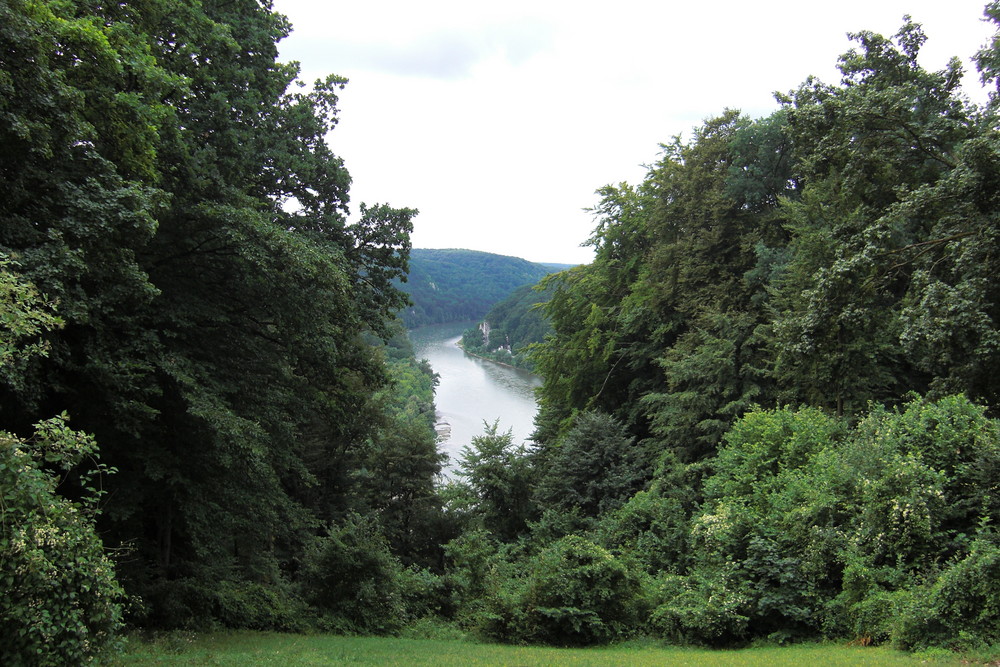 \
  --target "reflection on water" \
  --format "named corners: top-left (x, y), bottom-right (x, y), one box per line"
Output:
top-left (409, 322), bottom-right (542, 475)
